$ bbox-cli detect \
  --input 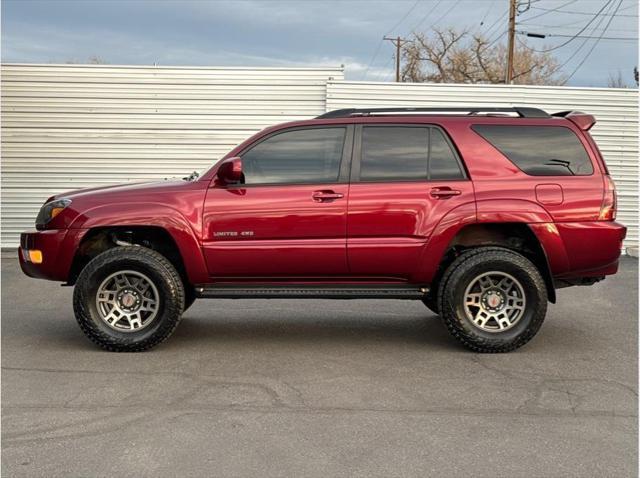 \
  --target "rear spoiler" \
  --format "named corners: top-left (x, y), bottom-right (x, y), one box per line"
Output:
top-left (552, 111), bottom-right (596, 131)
